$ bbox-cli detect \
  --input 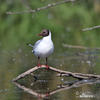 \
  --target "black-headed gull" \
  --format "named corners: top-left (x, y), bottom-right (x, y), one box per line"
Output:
top-left (29, 29), bottom-right (54, 68)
